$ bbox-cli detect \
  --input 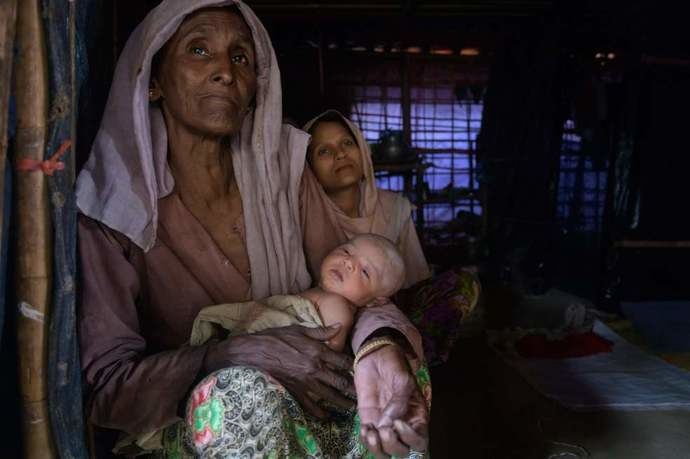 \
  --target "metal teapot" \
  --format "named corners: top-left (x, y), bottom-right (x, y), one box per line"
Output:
top-left (374, 129), bottom-right (414, 162)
